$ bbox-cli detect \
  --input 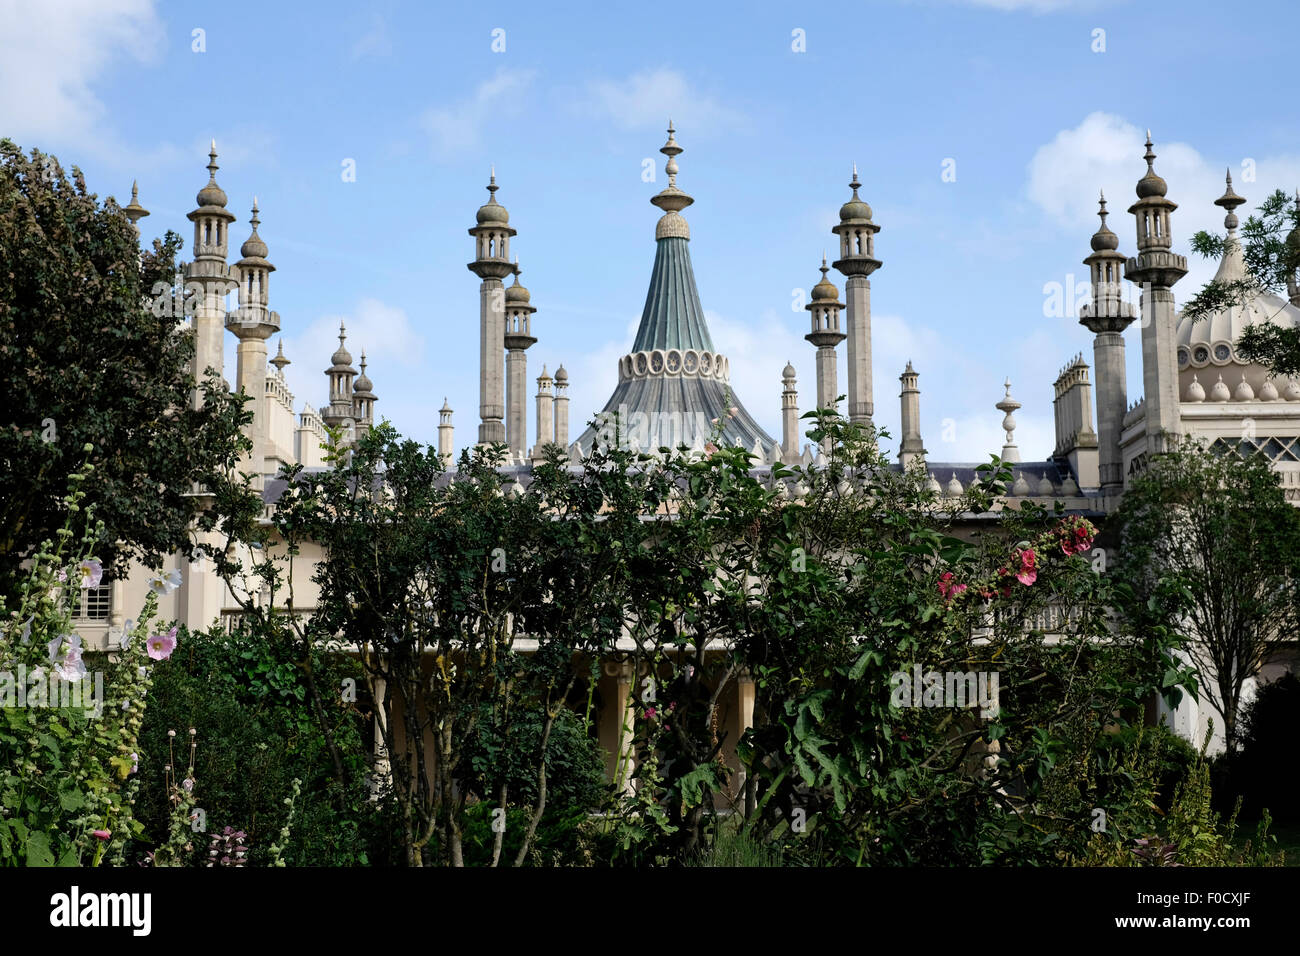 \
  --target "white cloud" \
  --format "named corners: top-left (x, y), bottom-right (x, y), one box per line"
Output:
top-left (582, 68), bottom-right (745, 135)
top-left (421, 68), bottom-right (537, 159)
top-left (0, 0), bottom-right (163, 152)
top-left (1027, 111), bottom-right (1300, 296)
top-left (351, 13), bottom-right (392, 59)
top-left (276, 298), bottom-right (424, 411)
